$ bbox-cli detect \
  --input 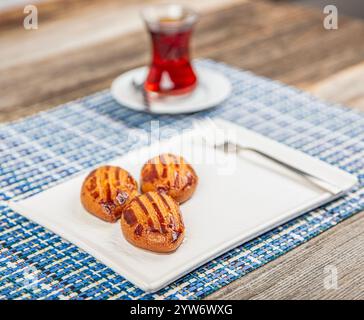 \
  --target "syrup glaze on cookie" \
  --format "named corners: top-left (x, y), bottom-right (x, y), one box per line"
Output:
top-left (141, 153), bottom-right (198, 203)
top-left (81, 165), bottom-right (138, 222)
top-left (120, 191), bottom-right (185, 253)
